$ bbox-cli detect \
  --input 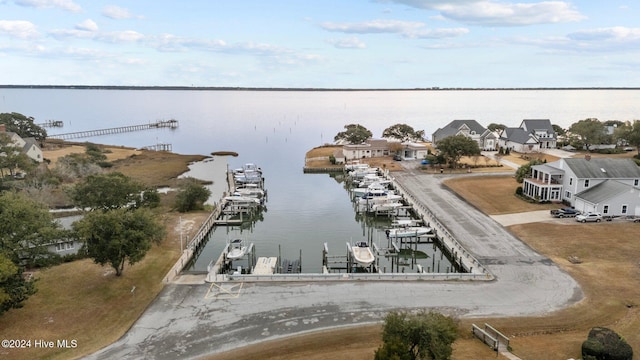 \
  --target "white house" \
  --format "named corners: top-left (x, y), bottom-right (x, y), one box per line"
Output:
top-left (522, 156), bottom-right (640, 215)
top-left (342, 139), bottom-right (428, 161)
top-left (520, 119), bottom-right (557, 149)
top-left (499, 128), bottom-right (541, 153)
top-left (432, 120), bottom-right (496, 151)
top-left (0, 124), bottom-right (44, 163)
top-left (499, 119), bottom-right (557, 153)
